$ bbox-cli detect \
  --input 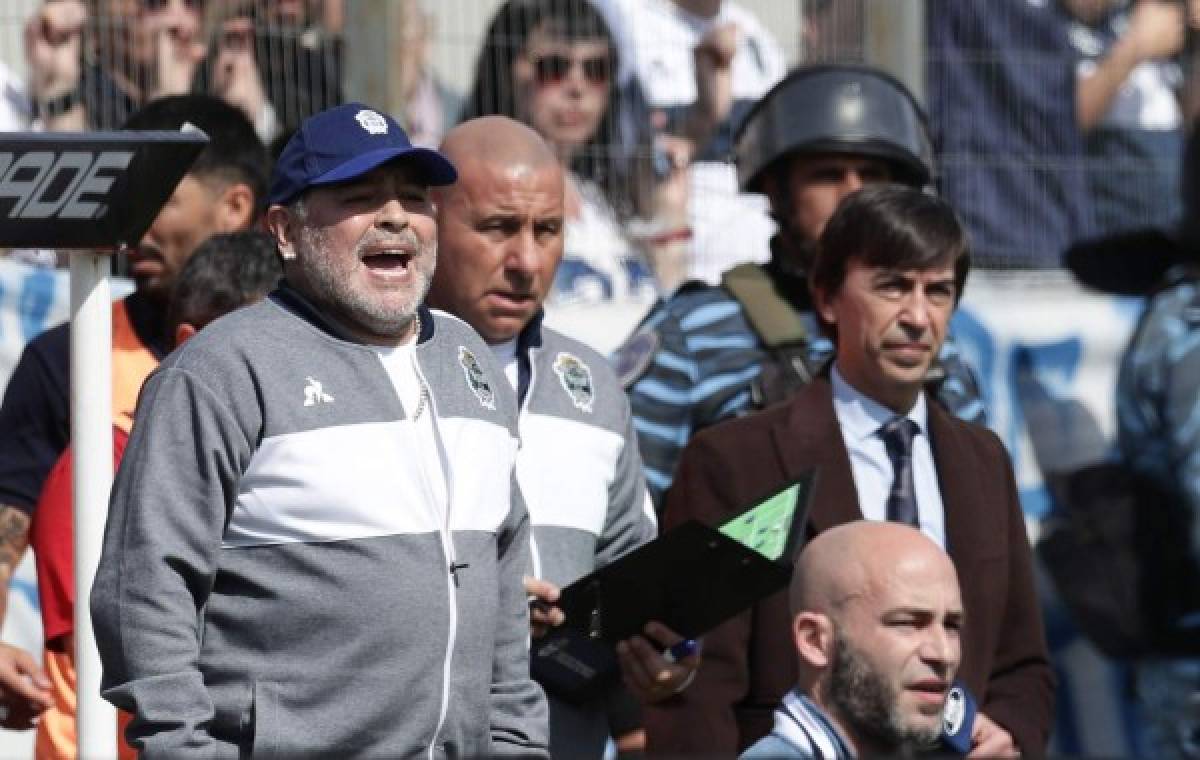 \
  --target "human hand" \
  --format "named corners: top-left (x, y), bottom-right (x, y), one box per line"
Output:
top-left (524, 576), bottom-right (564, 639)
top-left (693, 22), bottom-right (738, 131)
top-left (1127, 0), bottom-right (1185, 62)
top-left (639, 130), bottom-right (694, 292)
top-left (967, 712), bottom-right (1019, 758)
top-left (24, 0), bottom-right (86, 100)
top-left (615, 622), bottom-right (701, 704)
top-left (149, 22), bottom-right (206, 100)
top-left (0, 643), bottom-right (52, 730)
top-left (211, 18), bottom-right (268, 126)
